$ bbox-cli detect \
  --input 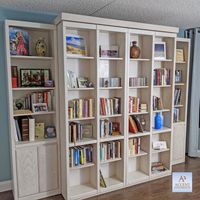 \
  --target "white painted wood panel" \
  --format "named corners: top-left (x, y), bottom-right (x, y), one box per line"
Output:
top-left (16, 147), bottom-right (39, 197)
